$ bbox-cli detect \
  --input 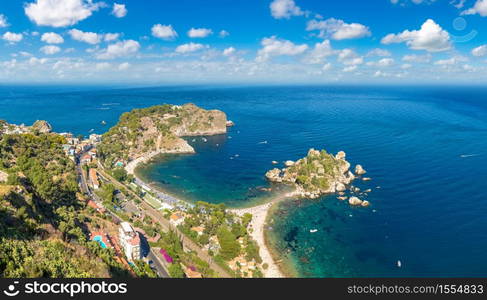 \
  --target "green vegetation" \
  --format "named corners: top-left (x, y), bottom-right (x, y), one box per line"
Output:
top-left (0, 132), bottom-right (130, 278)
top-left (98, 103), bottom-right (226, 169)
